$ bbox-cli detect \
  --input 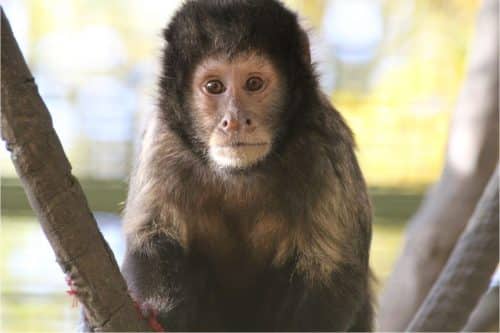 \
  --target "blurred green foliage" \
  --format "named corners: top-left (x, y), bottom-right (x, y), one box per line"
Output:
top-left (1, 178), bottom-right (127, 216)
top-left (290, 0), bottom-right (480, 186)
